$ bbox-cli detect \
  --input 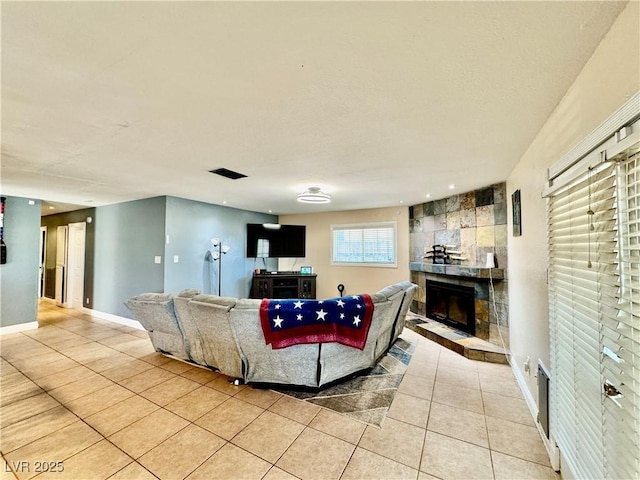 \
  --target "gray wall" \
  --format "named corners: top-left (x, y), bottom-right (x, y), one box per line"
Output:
top-left (0, 196), bottom-right (41, 327)
top-left (93, 197), bottom-right (166, 318)
top-left (164, 196), bottom-right (277, 297)
top-left (41, 208), bottom-right (96, 307)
